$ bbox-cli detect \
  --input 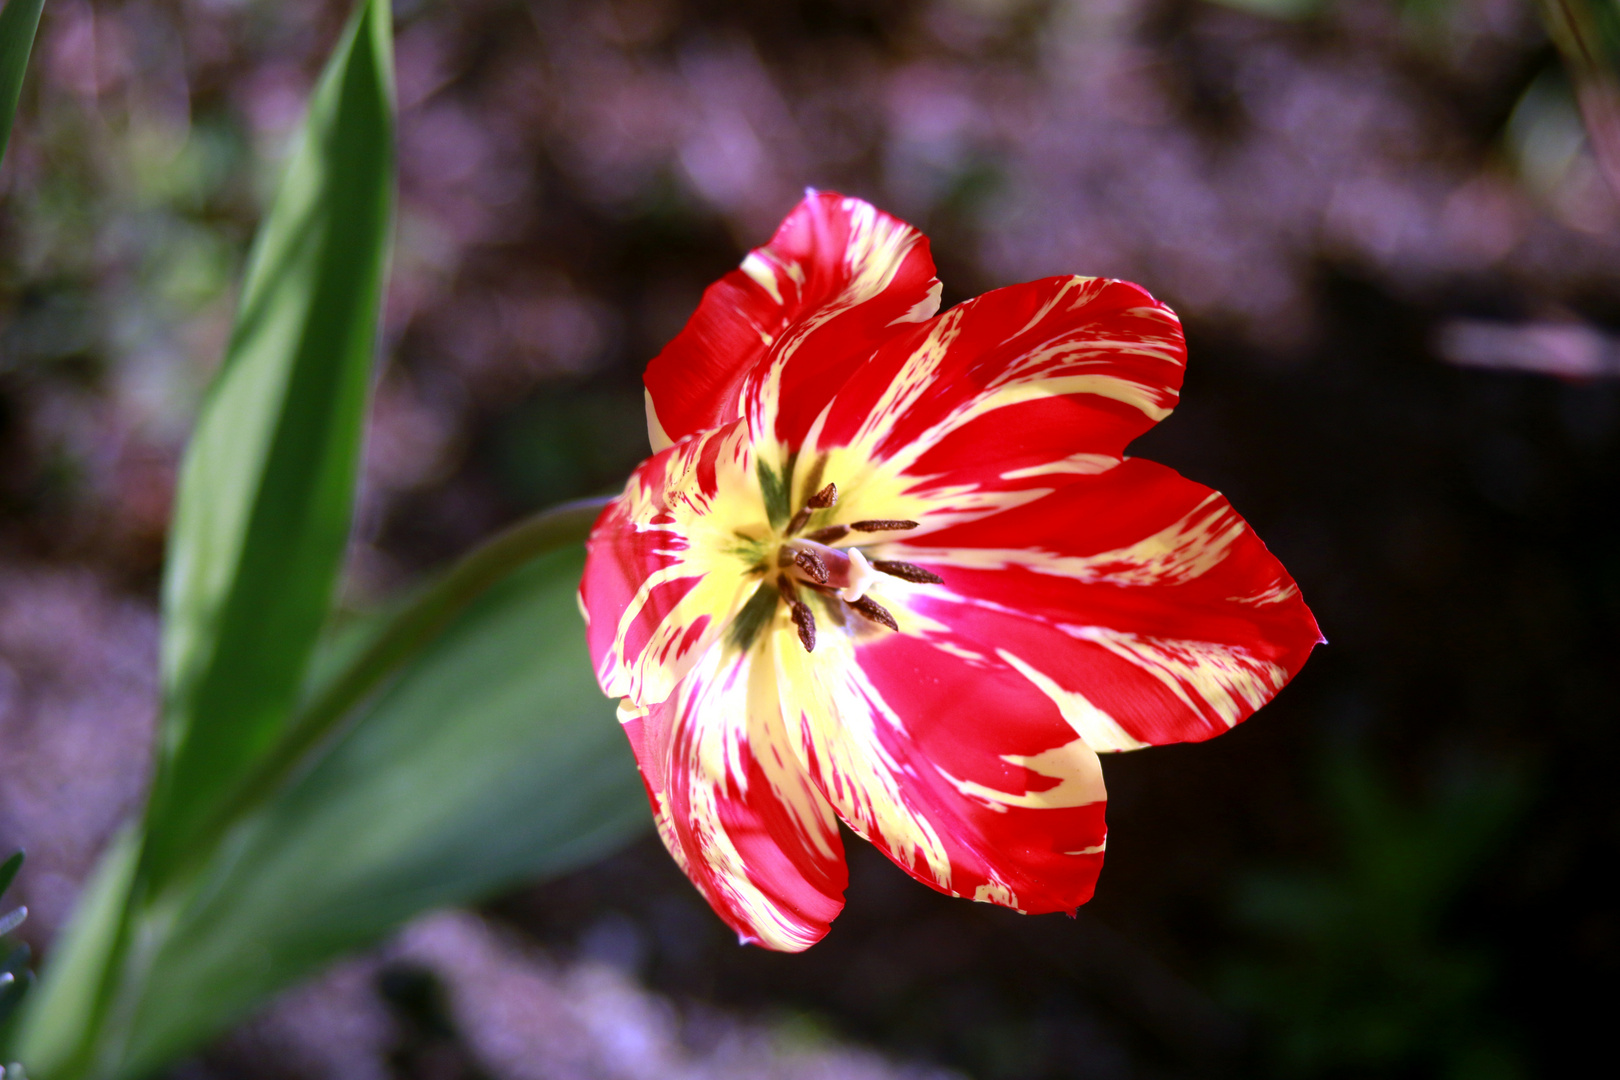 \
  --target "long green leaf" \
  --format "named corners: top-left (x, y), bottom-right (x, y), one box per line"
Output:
top-left (120, 547), bottom-right (648, 1078)
top-left (0, 0), bottom-right (44, 169)
top-left (3, 832), bottom-right (139, 1072)
top-left (145, 0), bottom-right (395, 885)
